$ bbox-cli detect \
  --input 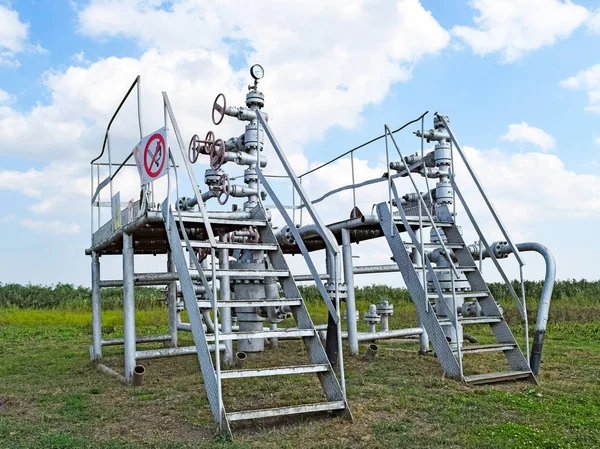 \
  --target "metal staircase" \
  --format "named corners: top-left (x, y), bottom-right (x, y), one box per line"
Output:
top-left (162, 200), bottom-right (350, 435)
top-left (376, 116), bottom-right (536, 385)
top-left (377, 203), bottom-right (535, 384)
